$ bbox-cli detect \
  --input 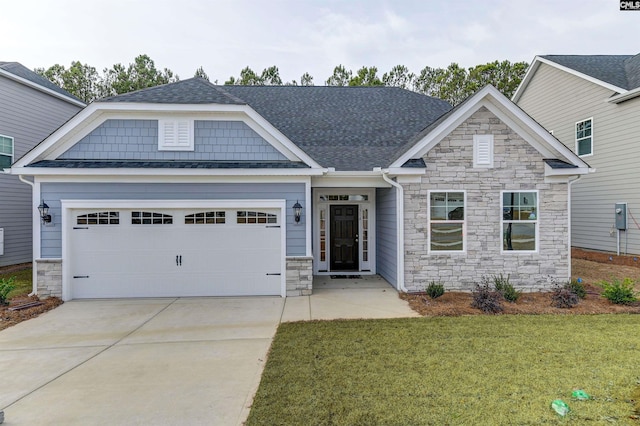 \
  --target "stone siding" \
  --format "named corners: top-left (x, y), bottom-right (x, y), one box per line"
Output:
top-left (286, 256), bottom-right (313, 296)
top-left (403, 107), bottom-right (569, 291)
top-left (36, 259), bottom-right (62, 299)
